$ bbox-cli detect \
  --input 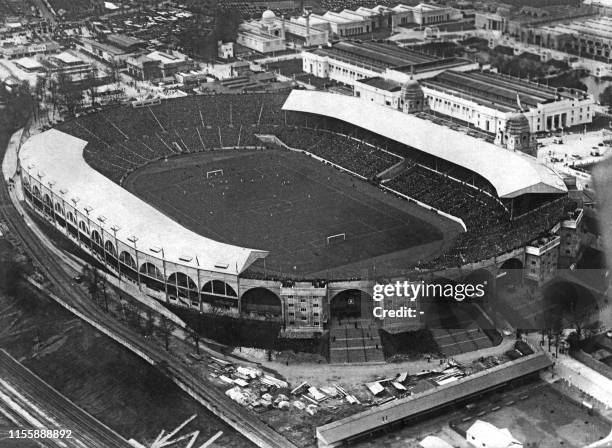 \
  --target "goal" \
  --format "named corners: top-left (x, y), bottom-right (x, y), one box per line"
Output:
top-left (326, 233), bottom-right (346, 245)
top-left (206, 169), bottom-right (224, 179)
